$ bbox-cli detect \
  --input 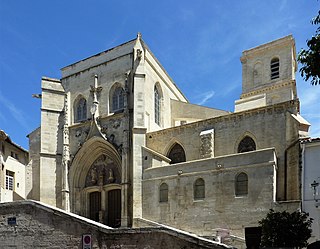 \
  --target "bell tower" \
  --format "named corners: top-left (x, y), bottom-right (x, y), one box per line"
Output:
top-left (235, 35), bottom-right (297, 112)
